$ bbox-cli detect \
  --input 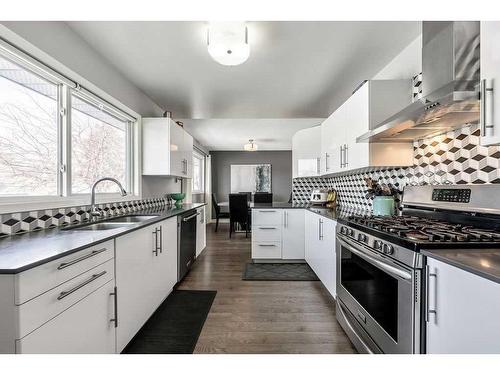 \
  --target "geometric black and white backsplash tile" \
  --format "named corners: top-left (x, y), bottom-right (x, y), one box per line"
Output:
top-left (292, 176), bottom-right (334, 204)
top-left (293, 124), bottom-right (500, 212)
top-left (0, 197), bottom-right (167, 237)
